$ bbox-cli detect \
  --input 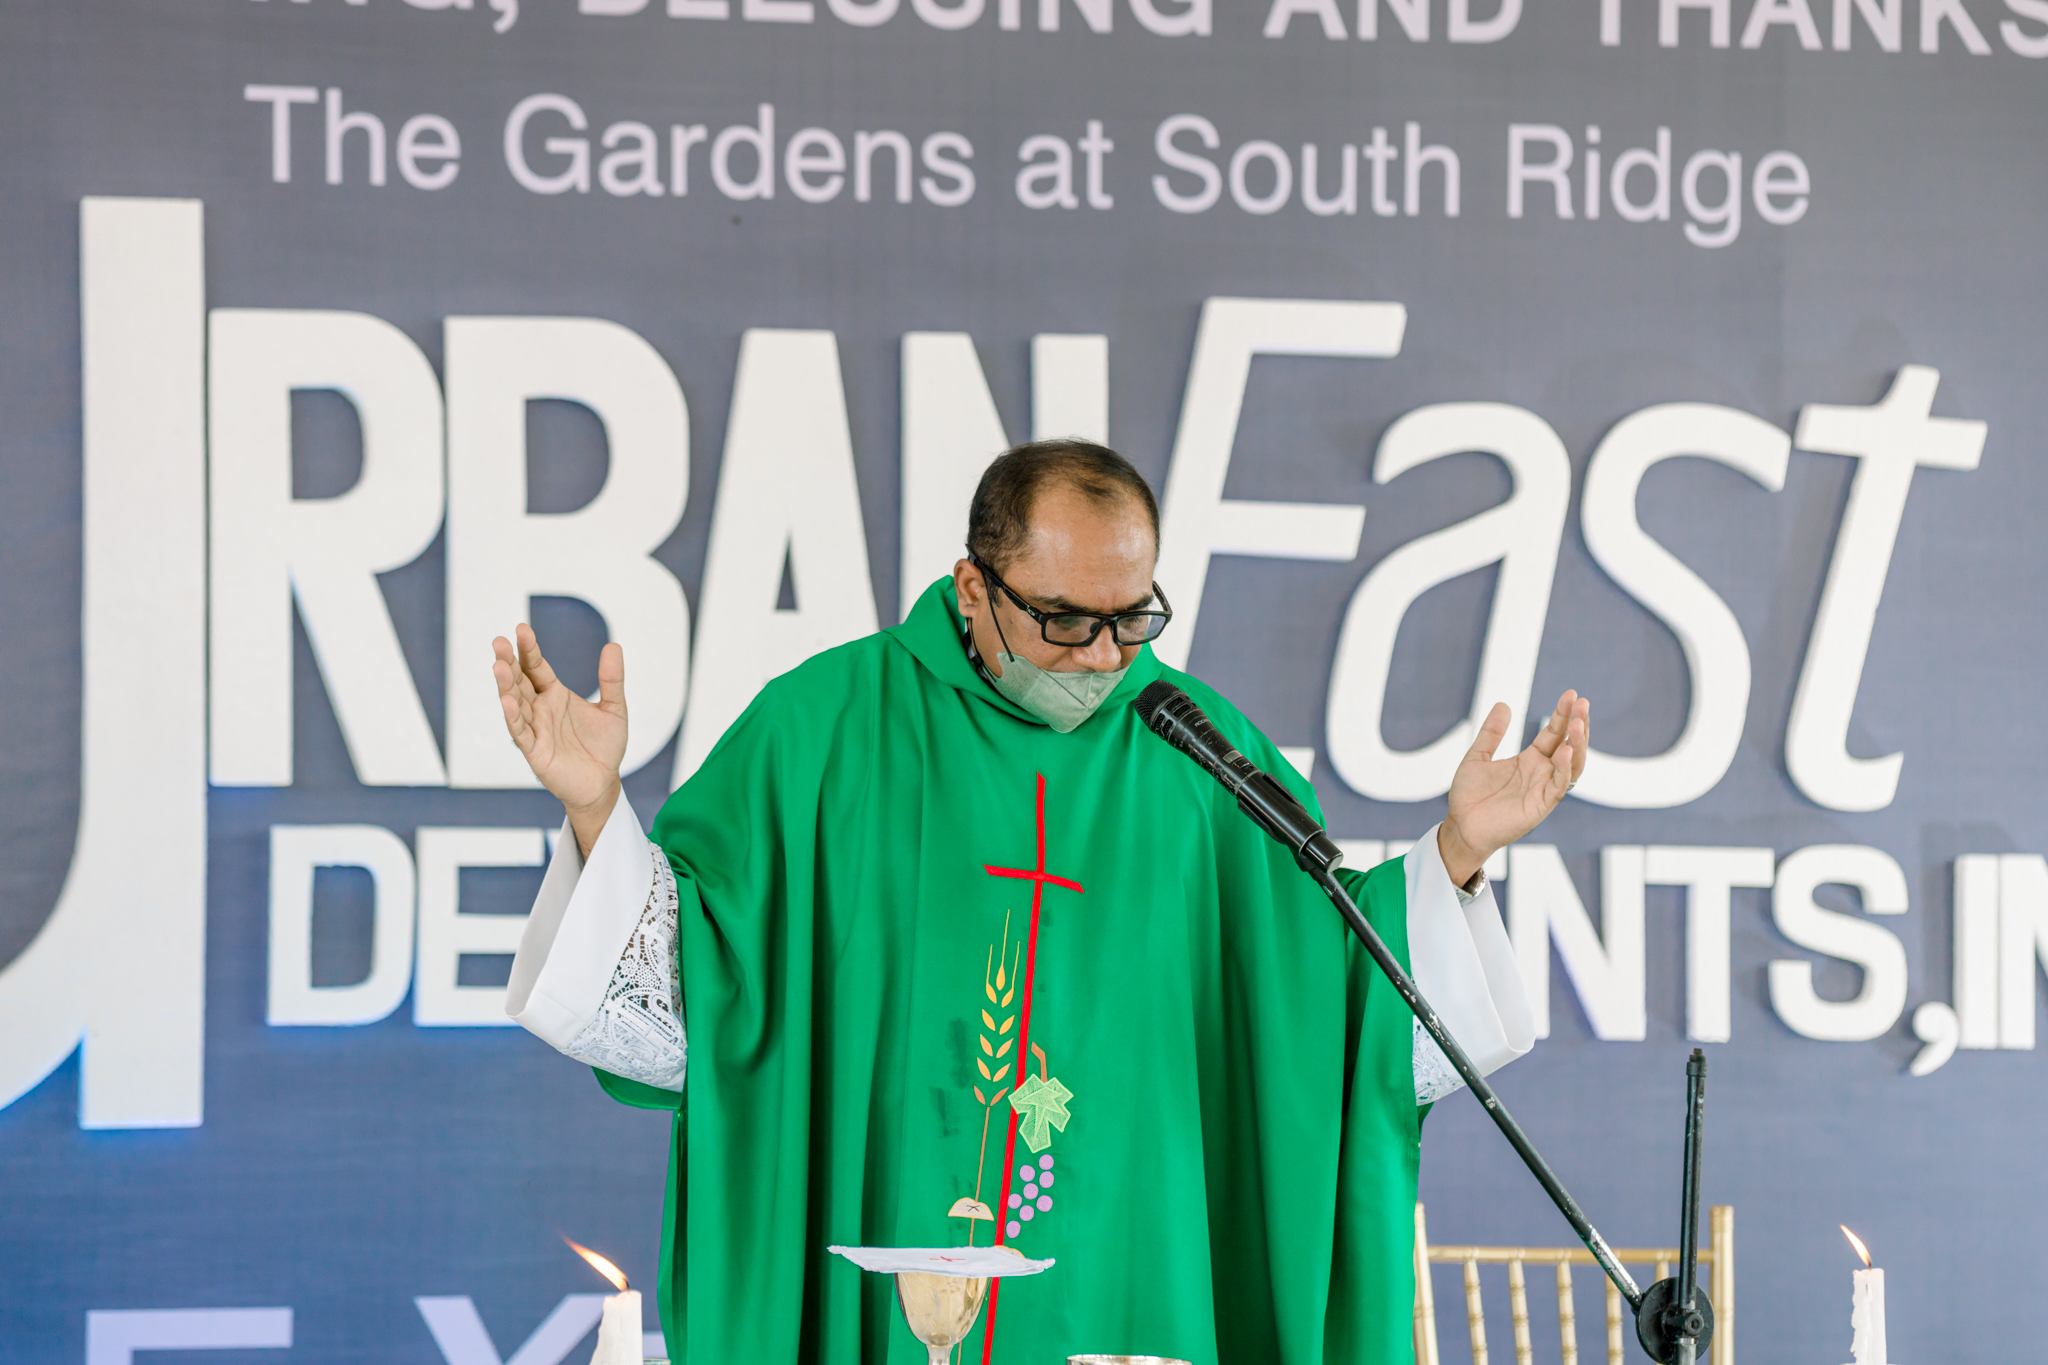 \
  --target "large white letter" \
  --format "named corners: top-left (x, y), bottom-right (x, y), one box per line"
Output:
top-left (414, 1296), bottom-right (608, 1365)
top-left (210, 310), bottom-right (448, 788)
top-left (0, 199), bottom-right (207, 1127)
top-left (1831, 0), bottom-right (1901, 45)
top-left (1767, 844), bottom-right (1910, 1041)
top-left (445, 318), bottom-right (692, 788)
top-left (86, 1309), bottom-right (293, 1365)
top-left (1153, 298), bottom-right (1399, 670)
top-left (1131, 0), bottom-right (1210, 32)
top-left (2003, 0), bottom-right (2048, 53)
top-left (677, 330), bottom-right (877, 781)
top-left (504, 94), bottom-right (590, 195)
top-left (1031, 332), bottom-right (1110, 443)
top-left (1575, 403), bottom-right (1789, 807)
top-left (896, 331), bottom-right (1111, 620)
top-left (1644, 845), bottom-right (1775, 1042)
top-left (1998, 854), bottom-right (2048, 1049)
top-left (1506, 124), bottom-right (1574, 220)
top-left (900, 333), bottom-right (1007, 619)
top-left (1326, 402), bottom-right (1570, 803)
top-left (1449, 0), bottom-right (1521, 40)
top-left (267, 825), bottom-right (418, 1026)
top-left (1952, 854), bottom-right (2001, 1049)
top-left (1786, 368), bottom-right (1984, 811)
top-left (1660, 0), bottom-right (1731, 42)
top-left (413, 827), bottom-right (544, 1027)
top-left (1264, 0), bottom-right (1348, 37)
top-left (1506, 845), bottom-right (1646, 1041)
